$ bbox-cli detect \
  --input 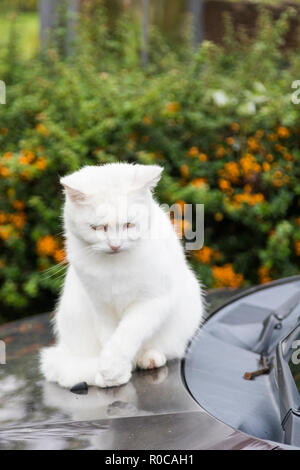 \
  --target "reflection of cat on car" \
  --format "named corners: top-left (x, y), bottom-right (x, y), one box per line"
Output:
top-left (42, 366), bottom-right (170, 450)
